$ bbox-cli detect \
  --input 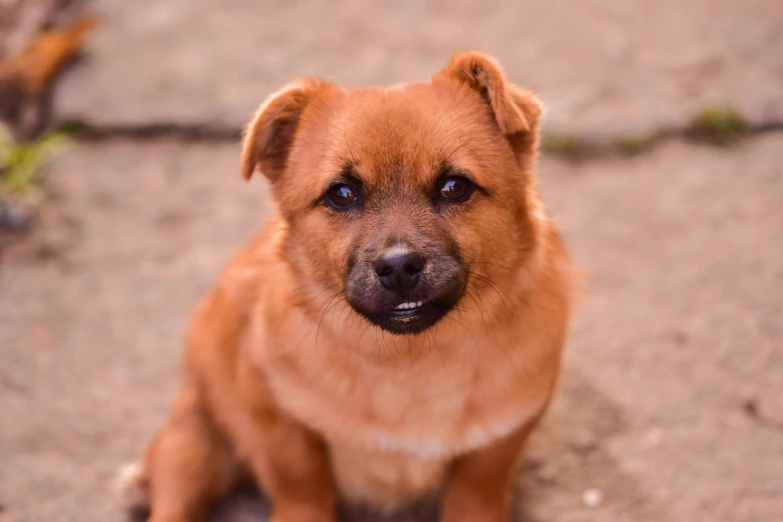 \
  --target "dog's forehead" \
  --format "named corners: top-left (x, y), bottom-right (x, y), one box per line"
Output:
top-left (328, 82), bottom-right (493, 184)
